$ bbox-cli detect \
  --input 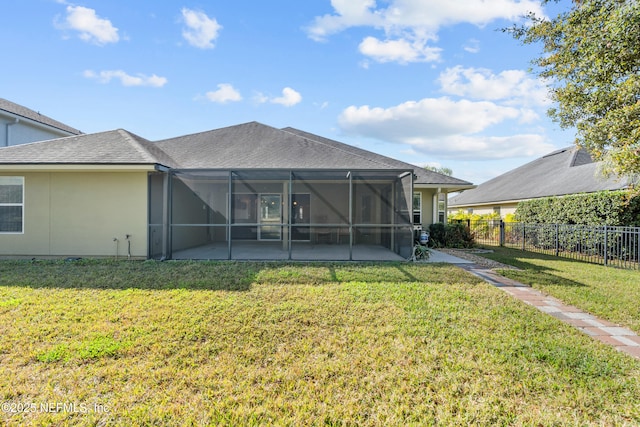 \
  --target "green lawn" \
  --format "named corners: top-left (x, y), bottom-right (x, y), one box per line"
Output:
top-left (478, 247), bottom-right (640, 334)
top-left (0, 260), bottom-right (638, 426)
